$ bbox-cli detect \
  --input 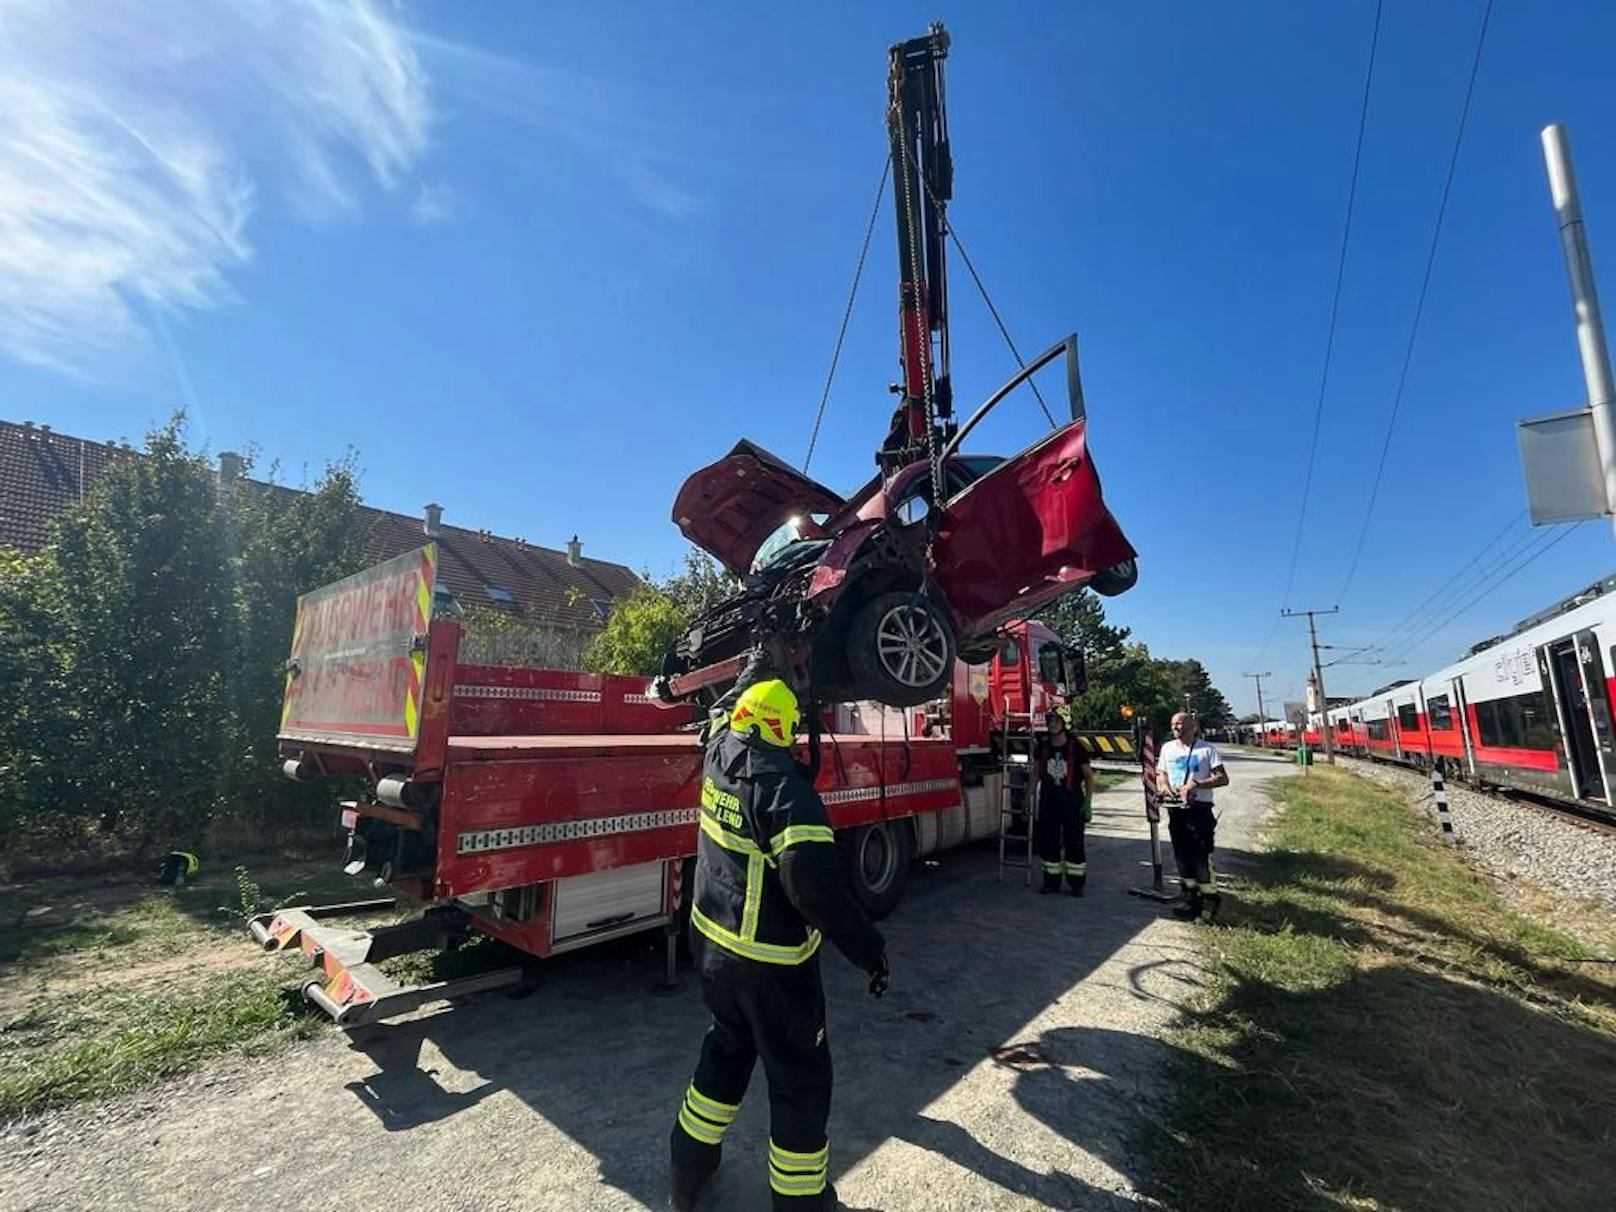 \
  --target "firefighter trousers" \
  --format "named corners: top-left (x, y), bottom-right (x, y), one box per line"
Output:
top-left (1036, 788), bottom-right (1087, 890)
top-left (671, 954), bottom-right (834, 1209)
top-left (1167, 800), bottom-right (1219, 909)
